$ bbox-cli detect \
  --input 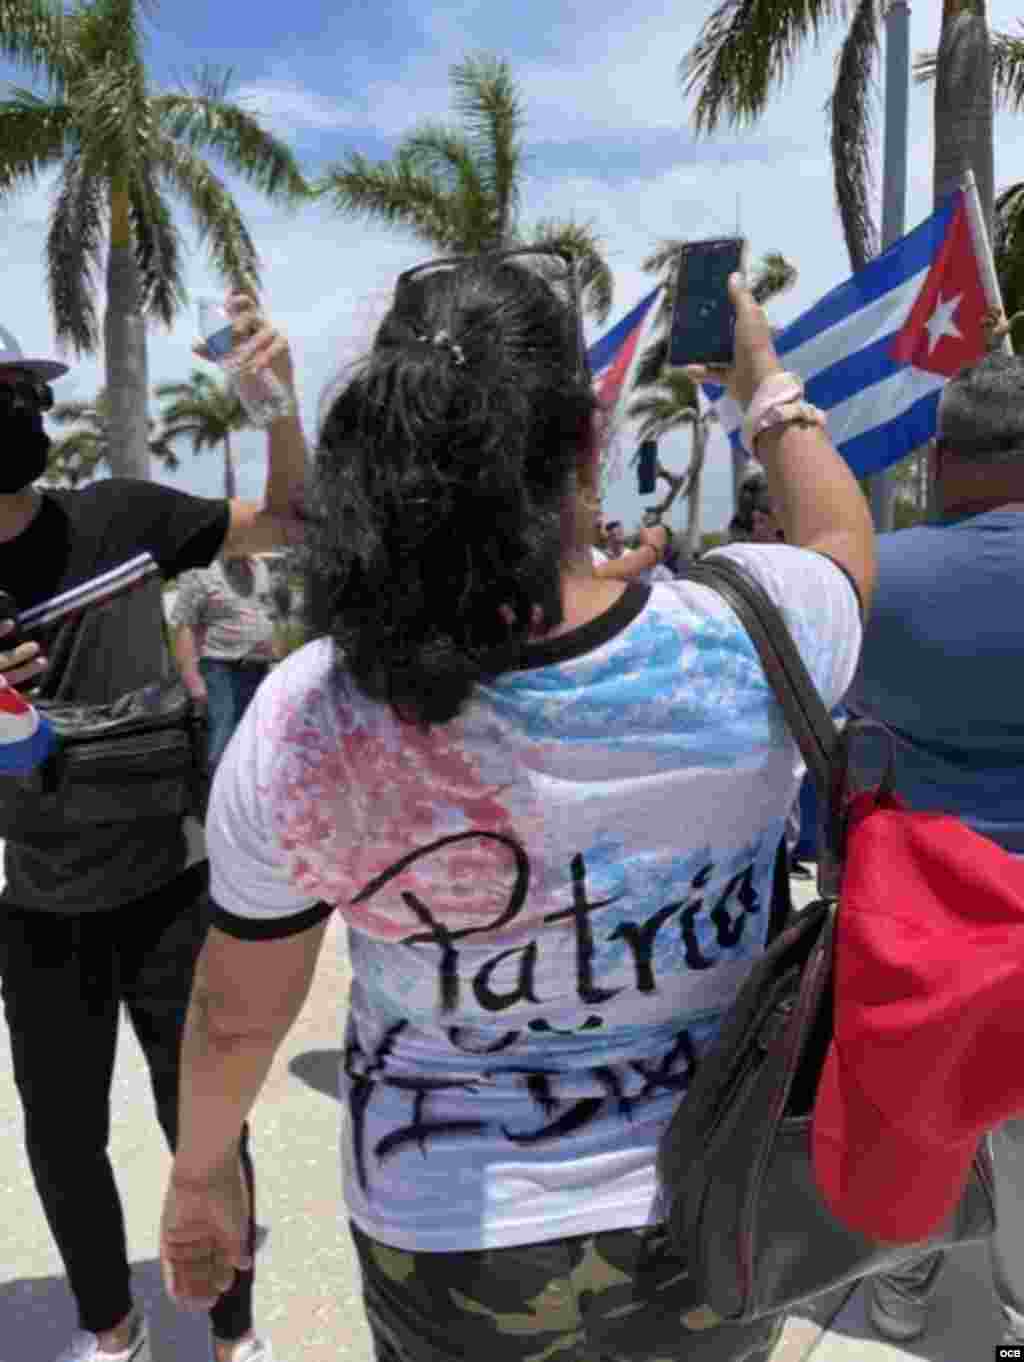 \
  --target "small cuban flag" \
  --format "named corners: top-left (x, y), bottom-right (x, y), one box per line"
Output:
top-left (0, 677), bottom-right (53, 775)
top-left (706, 184), bottom-right (993, 478)
top-left (586, 285), bottom-right (663, 488)
top-left (587, 285), bottom-right (664, 413)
